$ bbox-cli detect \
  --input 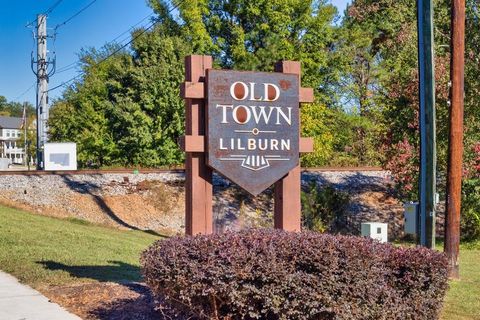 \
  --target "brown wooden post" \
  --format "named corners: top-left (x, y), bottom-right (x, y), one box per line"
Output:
top-left (184, 55), bottom-right (213, 235)
top-left (445, 0), bottom-right (465, 279)
top-left (274, 61), bottom-right (302, 231)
